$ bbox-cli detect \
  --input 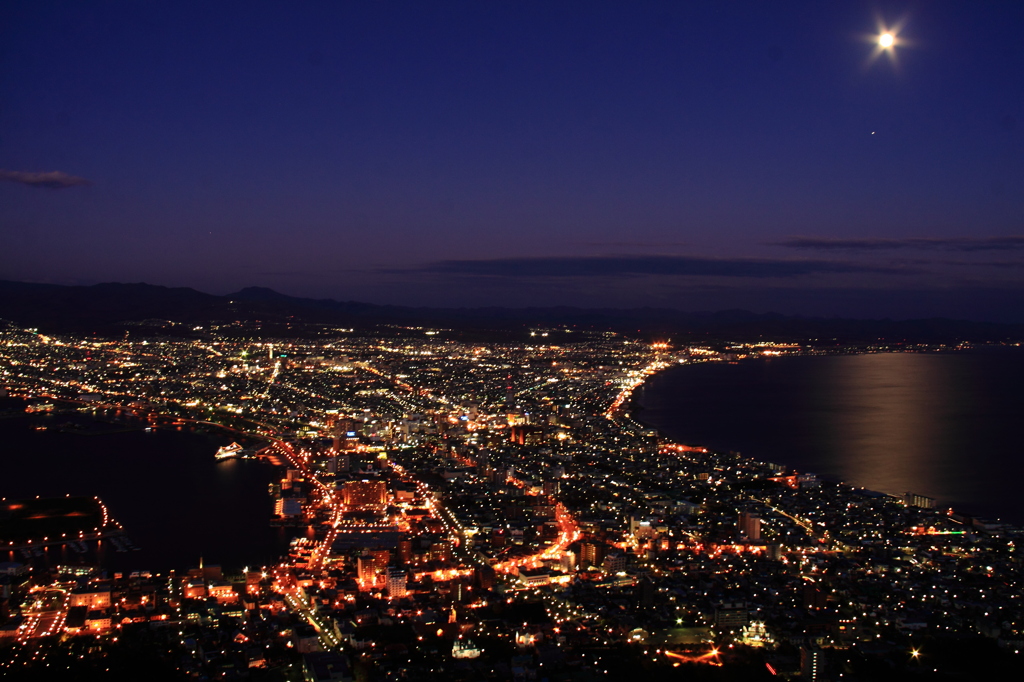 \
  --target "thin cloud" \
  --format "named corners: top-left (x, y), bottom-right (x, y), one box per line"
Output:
top-left (936, 260), bottom-right (1024, 269)
top-left (774, 236), bottom-right (1024, 252)
top-left (578, 241), bottom-right (691, 248)
top-left (406, 255), bottom-right (908, 279)
top-left (0, 169), bottom-right (92, 189)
